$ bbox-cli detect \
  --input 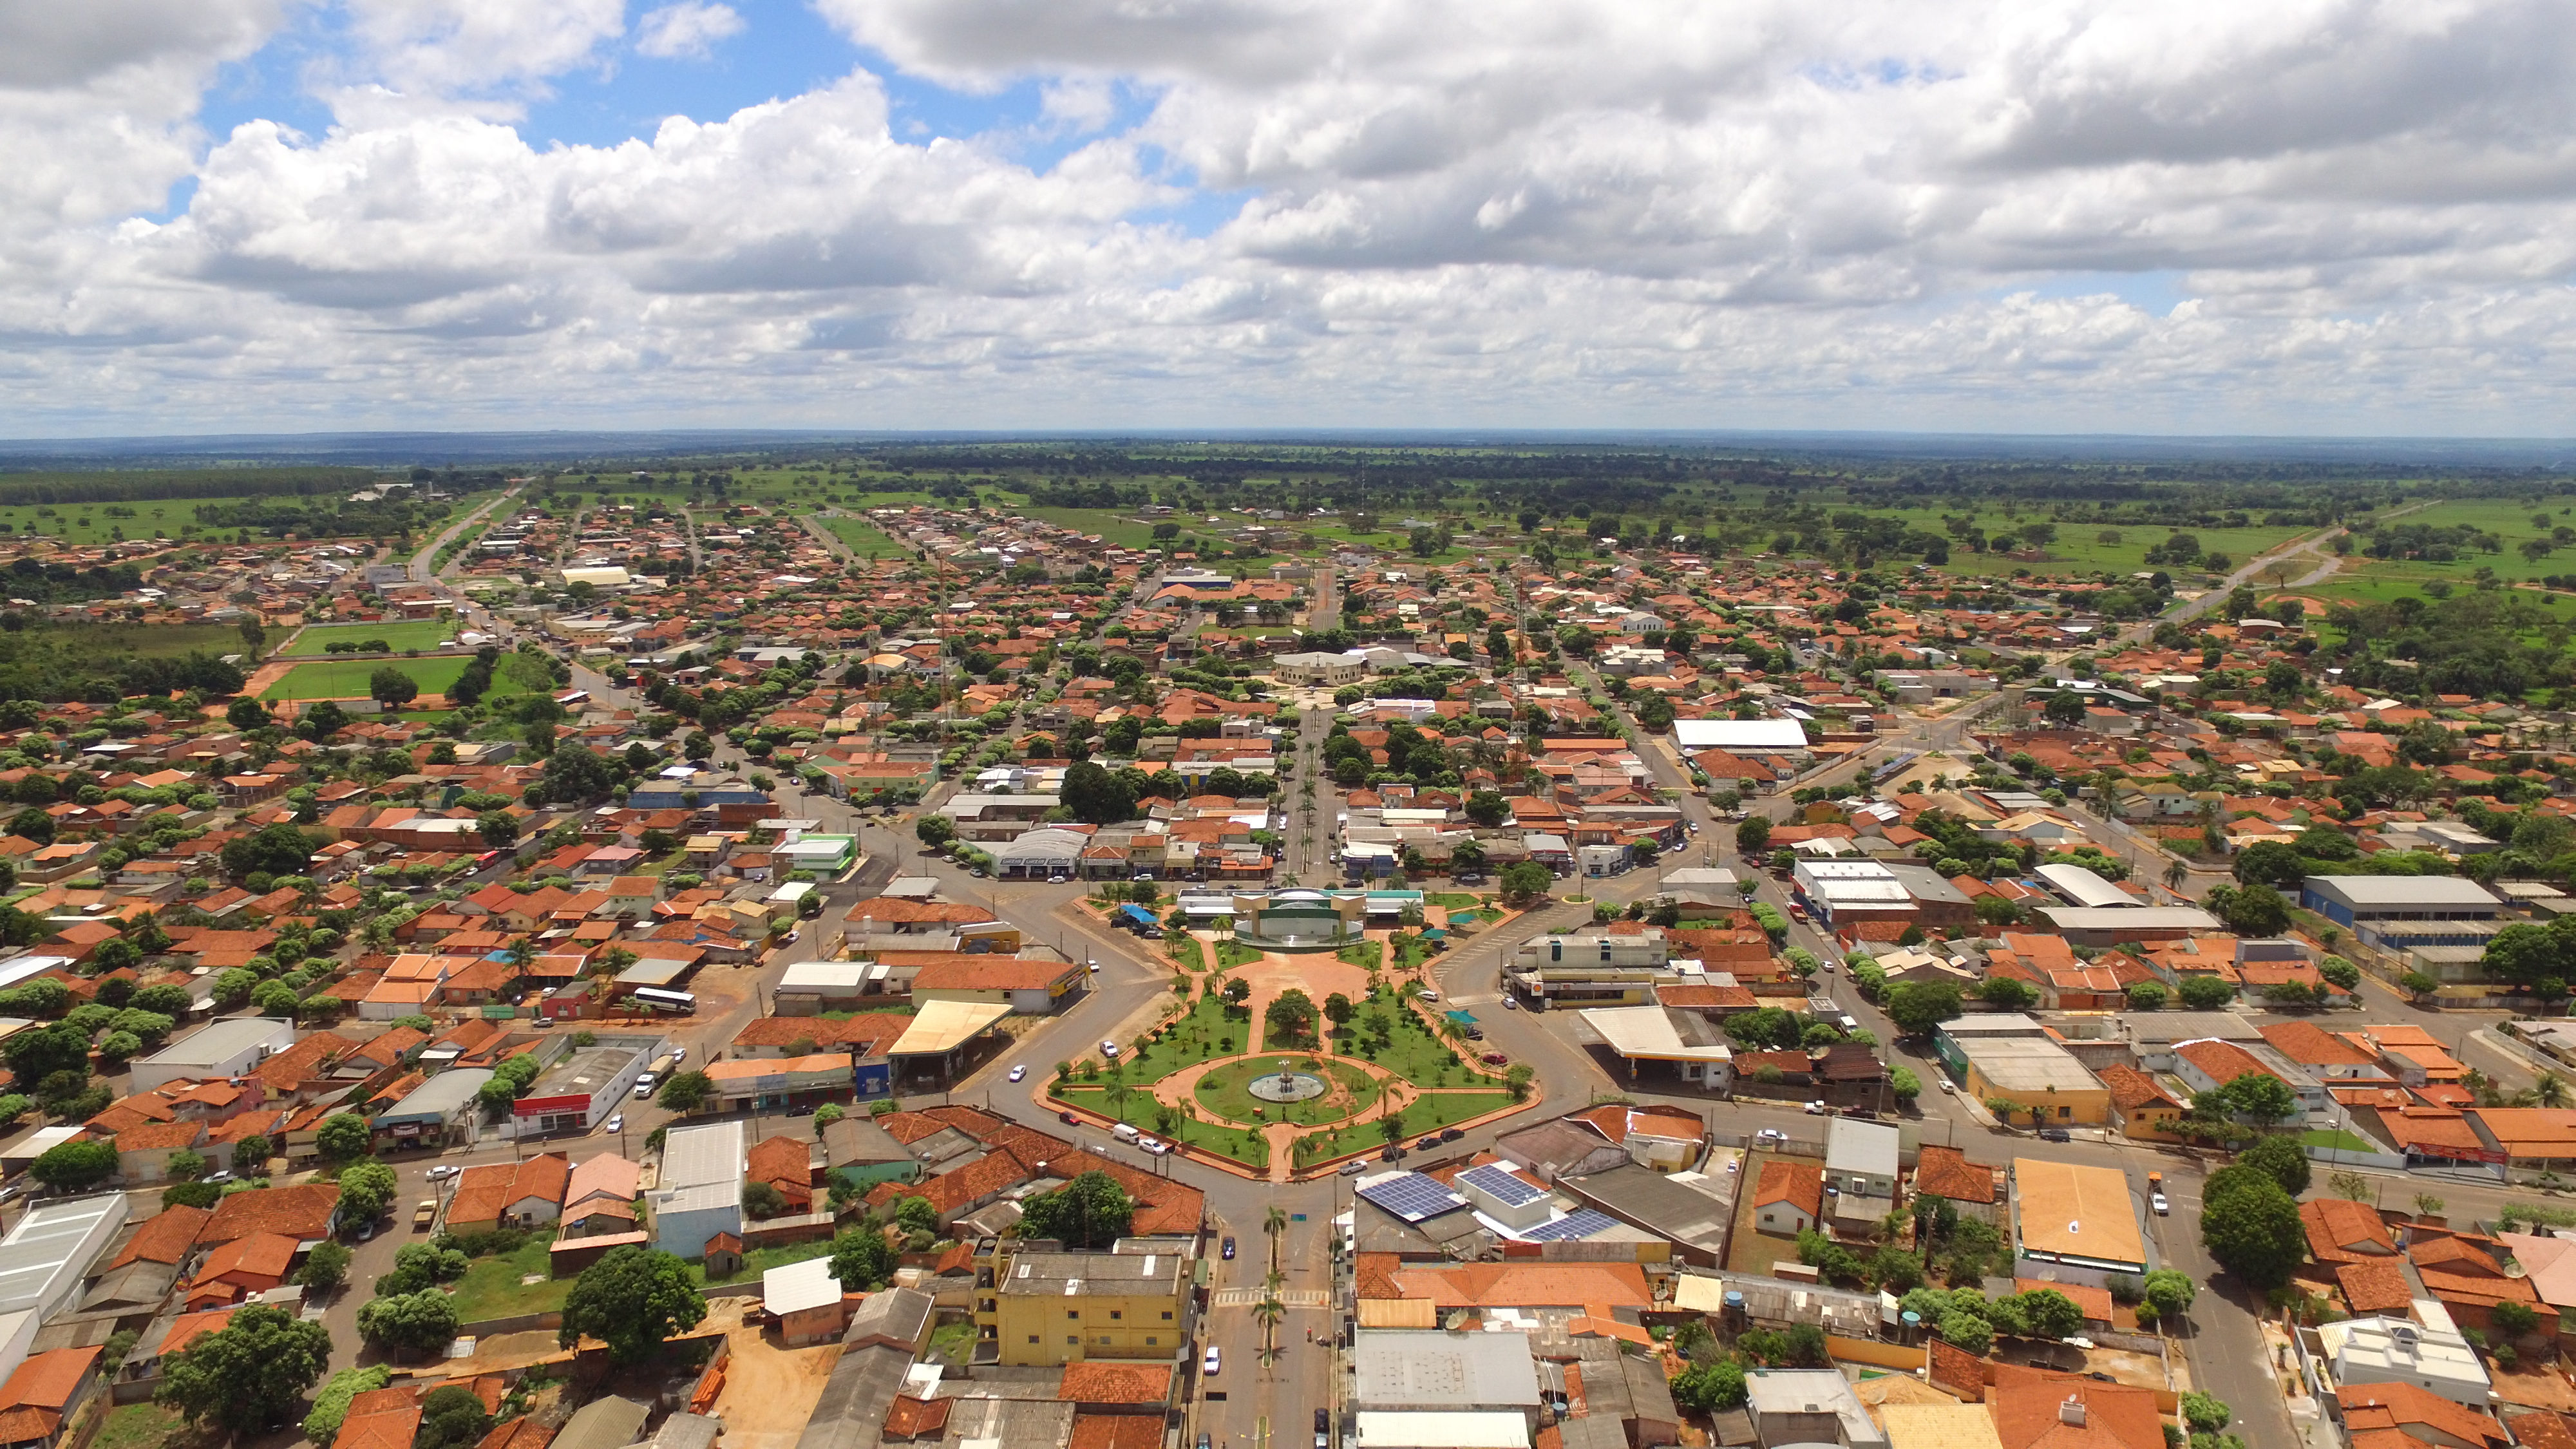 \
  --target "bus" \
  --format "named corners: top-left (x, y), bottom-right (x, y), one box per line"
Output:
top-left (629, 987), bottom-right (696, 1014)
